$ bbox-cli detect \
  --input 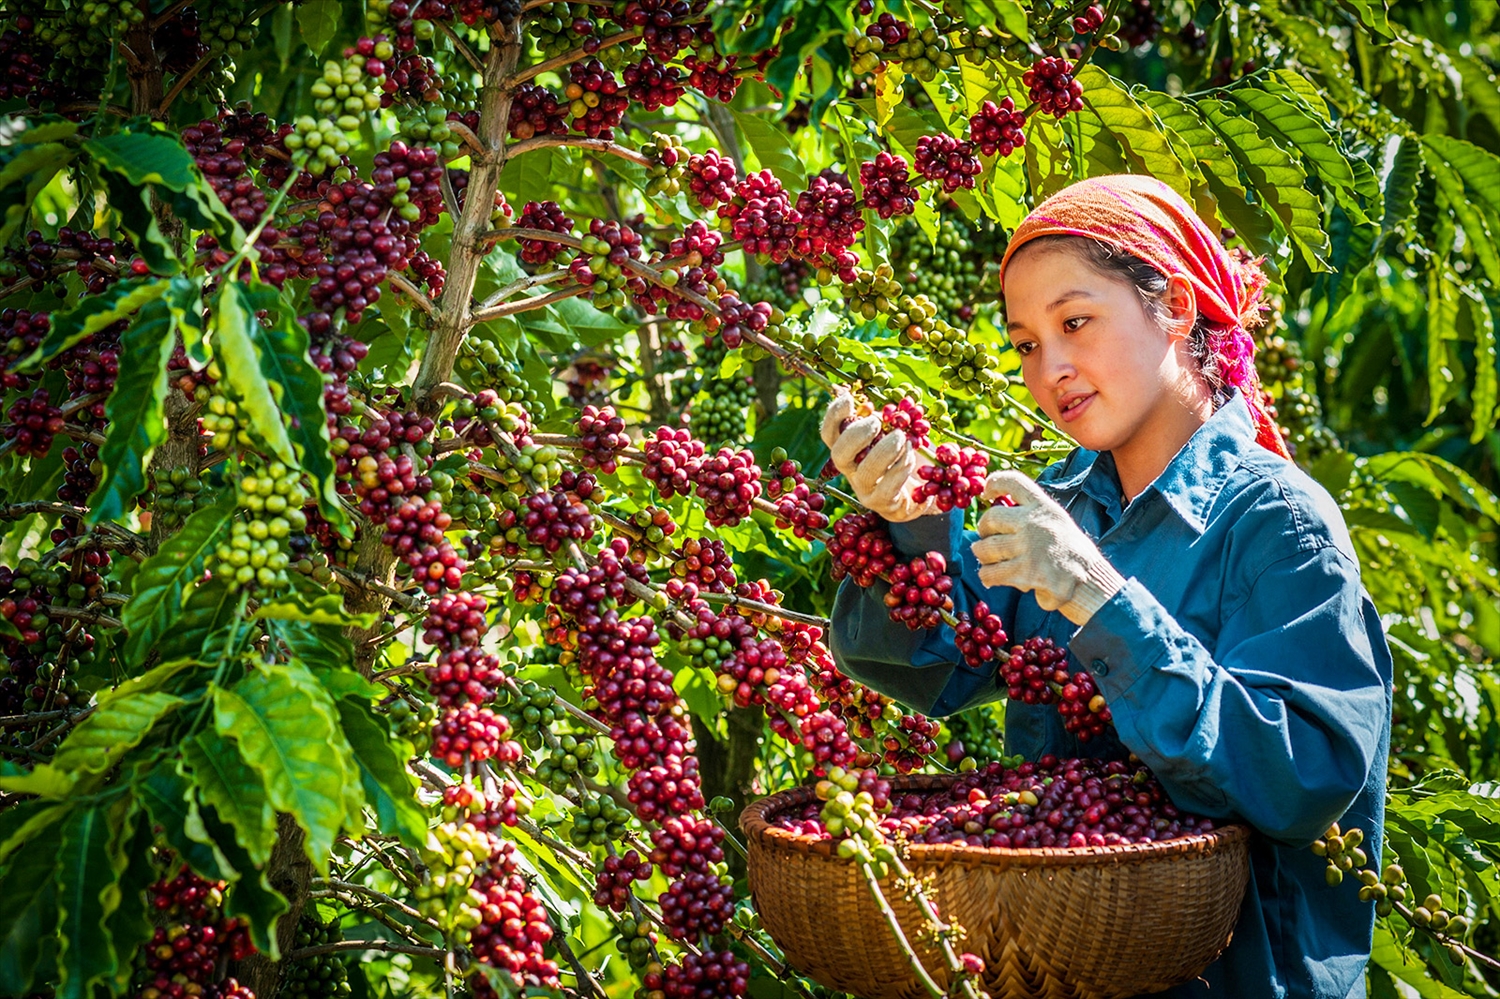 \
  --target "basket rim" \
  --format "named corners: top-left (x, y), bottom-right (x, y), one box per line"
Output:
top-left (741, 772), bottom-right (1252, 868)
